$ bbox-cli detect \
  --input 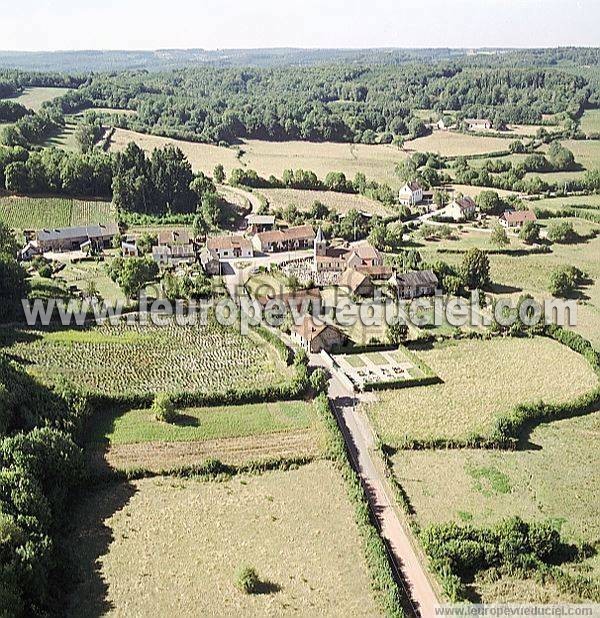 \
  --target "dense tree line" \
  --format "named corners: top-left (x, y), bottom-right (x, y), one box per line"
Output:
top-left (0, 100), bottom-right (30, 123)
top-left (45, 63), bottom-right (592, 145)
